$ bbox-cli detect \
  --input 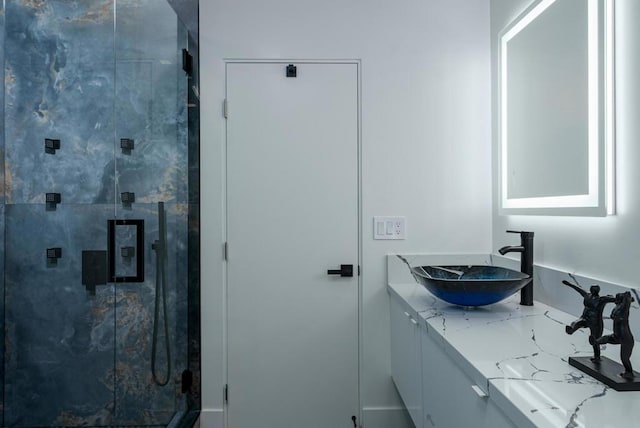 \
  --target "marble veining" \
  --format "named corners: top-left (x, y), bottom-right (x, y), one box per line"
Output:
top-left (4, 0), bottom-right (188, 205)
top-left (4, 0), bottom-right (116, 204)
top-left (3, 205), bottom-right (116, 426)
top-left (389, 254), bottom-right (640, 428)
